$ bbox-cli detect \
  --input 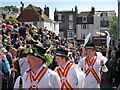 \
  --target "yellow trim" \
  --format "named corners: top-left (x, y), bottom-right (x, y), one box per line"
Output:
top-left (85, 70), bottom-right (91, 76)
top-left (85, 47), bottom-right (94, 49)
top-left (64, 82), bottom-right (70, 88)
top-left (91, 56), bottom-right (97, 65)
top-left (64, 64), bottom-right (71, 76)
top-left (37, 68), bottom-right (47, 80)
top-left (34, 53), bottom-right (45, 59)
top-left (57, 68), bottom-right (63, 78)
top-left (91, 69), bottom-right (100, 84)
top-left (56, 53), bottom-right (67, 57)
